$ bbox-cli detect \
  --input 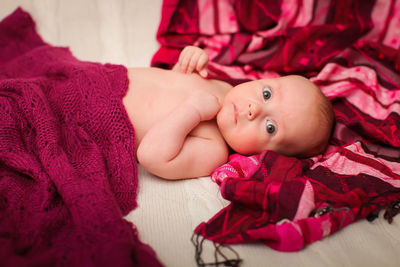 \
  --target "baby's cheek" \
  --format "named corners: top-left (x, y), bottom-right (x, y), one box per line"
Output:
top-left (232, 135), bottom-right (267, 155)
